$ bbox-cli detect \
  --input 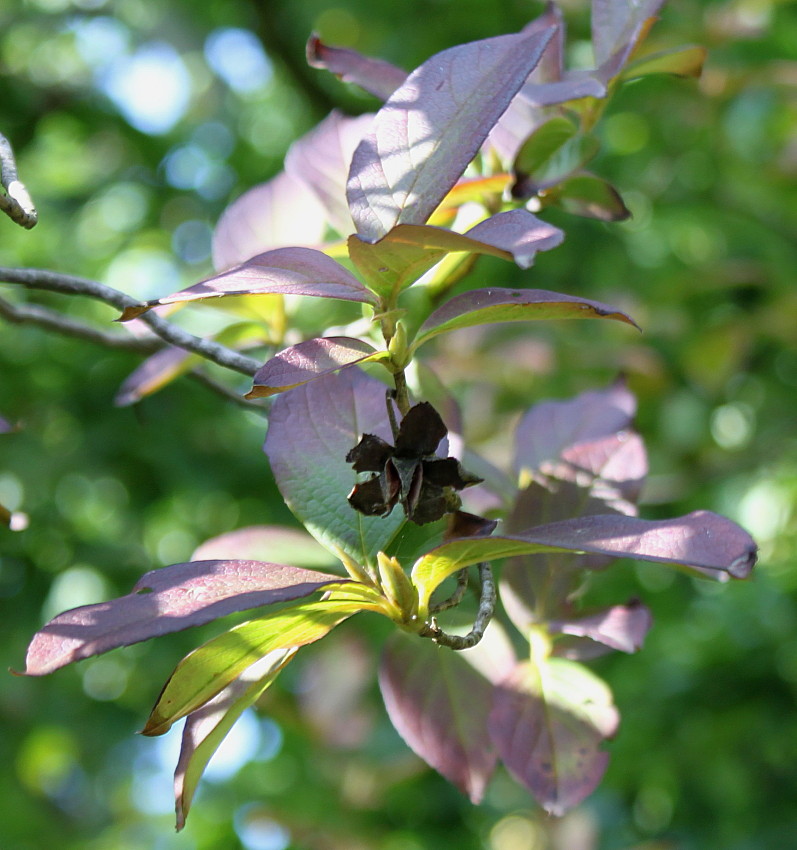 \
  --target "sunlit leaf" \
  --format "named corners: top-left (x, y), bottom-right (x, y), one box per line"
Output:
top-left (413, 287), bottom-right (638, 350)
top-left (264, 367), bottom-right (408, 566)
top-left (118, 247), bottom-right (376, 321)
top-left (142, 597), bottom-right (368, 736)
top-left (306, 35), bottom-right (407, 100)
top-left (22, 560), bottom-right (349, 676)
top-left (412, 511), bottom-right (757, 616)
top-left (592, 0), bottom-right (665, 81)
top-left (247, 336), bottom-right (389, 399)
top-left (489, 658), bottom-right (619, 815)
top-left (175, 648), bottom-right (296, 830)
top-left (347, 27), bottom-right (555, 242)
top-left (379, 633), bottom-right (497, 802)
top-left (285, 110), bottom-right (375, 236)
top-left (212, 171), bottom-right (329, 271)
top-left (622, 45), bottom-right (707, 81)
top-left (192, 526), bottom-right (338, 570)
